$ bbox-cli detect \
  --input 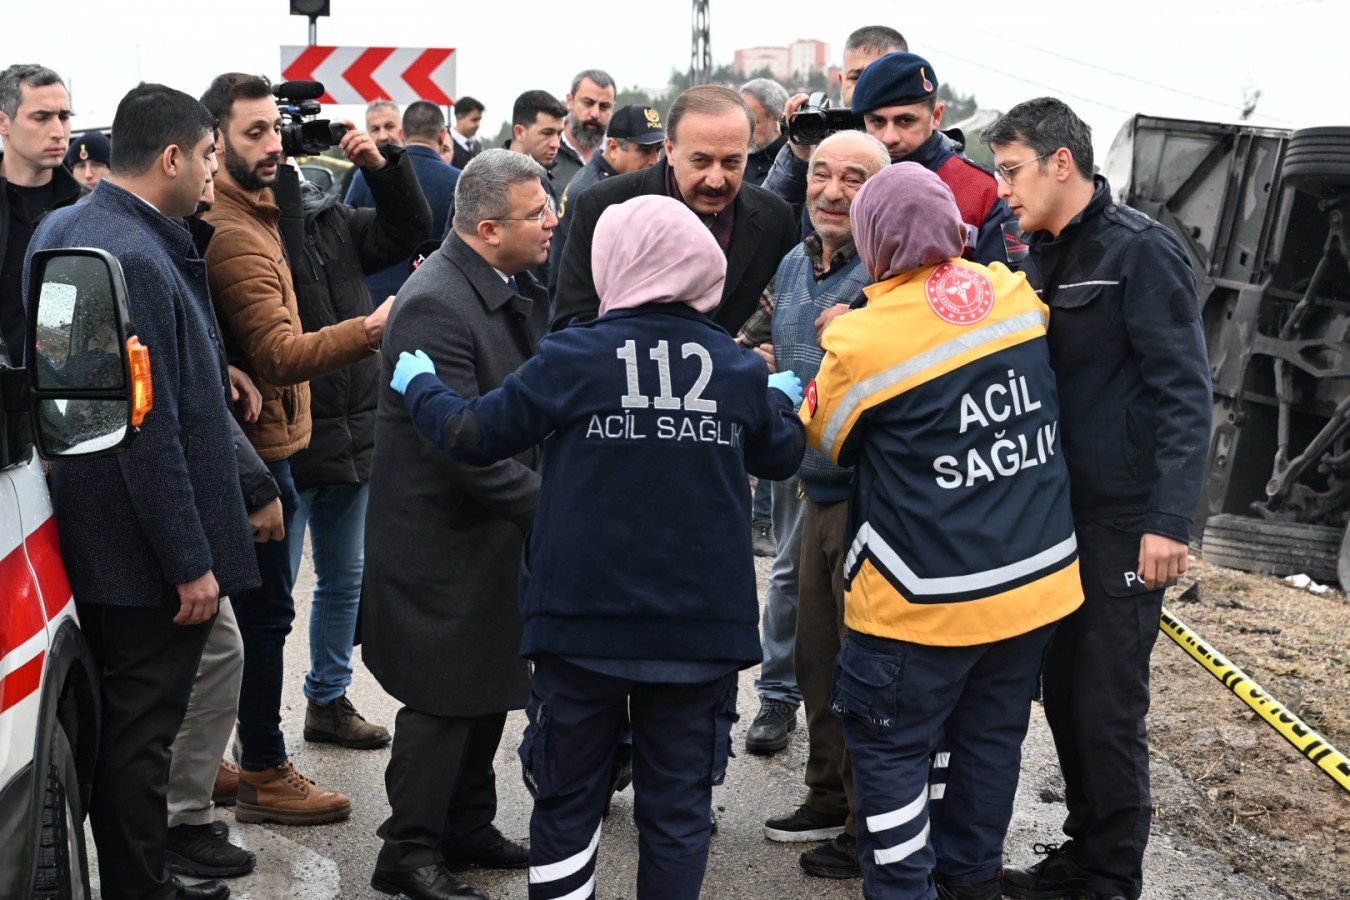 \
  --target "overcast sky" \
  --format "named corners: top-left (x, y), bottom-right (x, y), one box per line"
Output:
top-left (4, 0), bottom-right (1345, 165)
